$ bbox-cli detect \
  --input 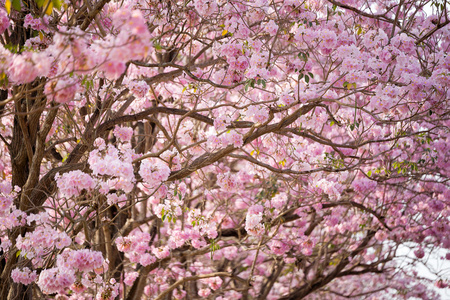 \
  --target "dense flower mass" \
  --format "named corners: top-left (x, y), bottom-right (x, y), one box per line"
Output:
top-left (139, 158), bottom-right (171, 187)
top-left (11, 268), bottom-right (37, 285)
top-left (0, 0), bottom-right (448, 299)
